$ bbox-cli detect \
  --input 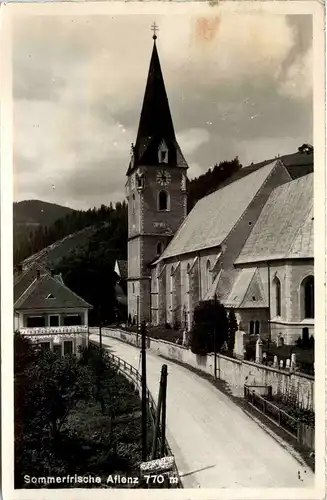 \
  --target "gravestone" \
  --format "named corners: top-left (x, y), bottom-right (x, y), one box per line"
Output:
top-left (273, 355), bottom-right (278, 368)
top-left (291, 353), bottom-right (296, 371)
top-left (233, 329), bottom-right (246, 359)
top-left (255, 337), bottom-right (263, 363)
